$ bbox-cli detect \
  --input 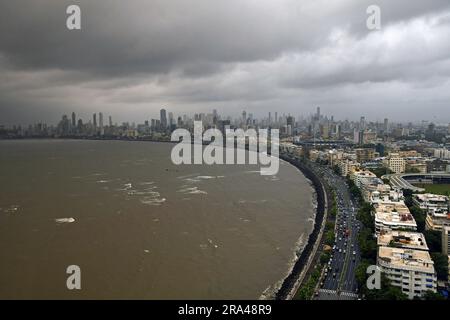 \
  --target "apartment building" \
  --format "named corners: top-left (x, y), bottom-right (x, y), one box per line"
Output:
top-left (415, 194), bottom-right (450, 231)
top-left (384, 153), bottom-right (406, 174)
top-left (350, 170), bottom-right (377, 188)
top-left (414, 193), bottom-right (449, 215)
top-left (338, 159), bottom-right (360, 177)
top-left (377, 247), bottom-right (437, 299)
top-left (374, 202), bottom-right (417, 234)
